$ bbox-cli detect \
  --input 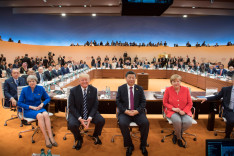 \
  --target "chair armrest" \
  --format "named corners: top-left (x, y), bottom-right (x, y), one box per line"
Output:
top-left (191, 107), bottom-right (196, 119)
